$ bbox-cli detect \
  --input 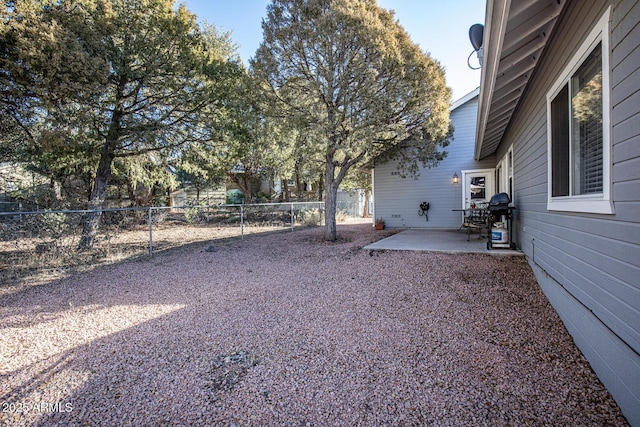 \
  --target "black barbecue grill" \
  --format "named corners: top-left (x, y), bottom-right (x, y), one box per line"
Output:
top-left (487, 192), bottom-right (516, 250)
